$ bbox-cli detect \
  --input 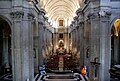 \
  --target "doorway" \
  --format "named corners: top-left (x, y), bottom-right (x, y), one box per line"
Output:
top-left (0, 17), bottom-right (12, 80)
